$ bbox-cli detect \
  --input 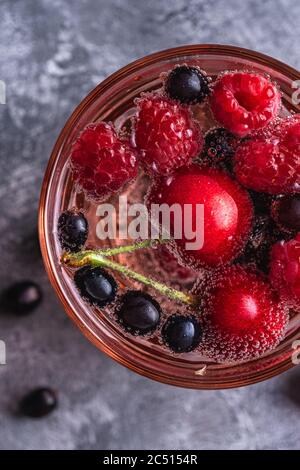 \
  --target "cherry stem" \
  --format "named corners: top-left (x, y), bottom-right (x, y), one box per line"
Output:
top-left (83, 238), bottom-right (167, 258)
top-left (62, 242), bottom-right (197, 307)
